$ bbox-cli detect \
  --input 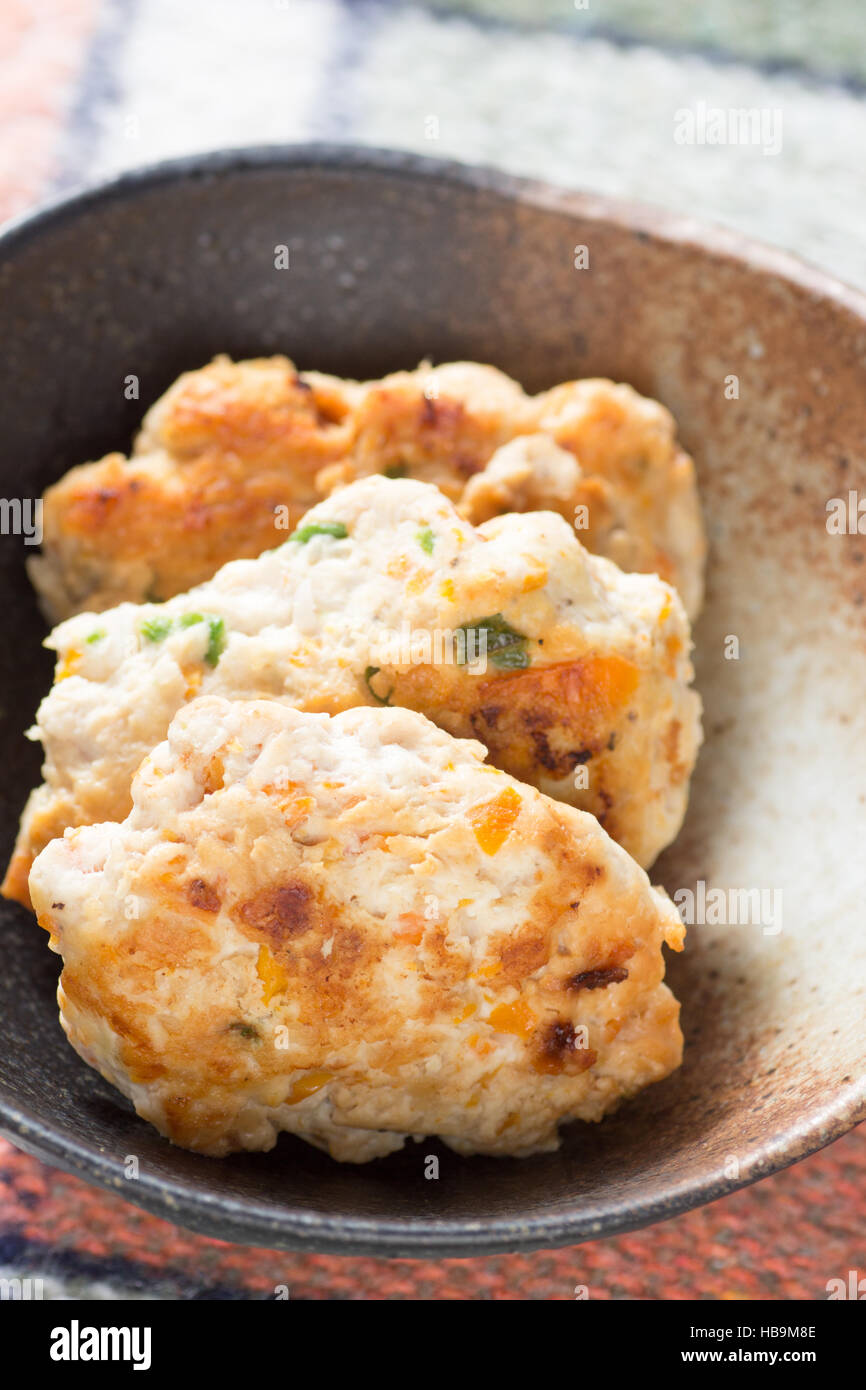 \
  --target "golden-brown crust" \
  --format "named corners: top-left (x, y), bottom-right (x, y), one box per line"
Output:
top-left (30, 698), bottom-right (685, 1159)
top-left (6, 473), bottom-right (701, 909)
top-left (29, 357), bottom-right (704, 621)
top-left (343, 367), bottom-right (525, 496)
top-left (384, 653), bottom-right (685, 867)
top-left (30, 358), bottom-right (355, 613)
